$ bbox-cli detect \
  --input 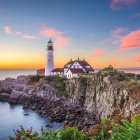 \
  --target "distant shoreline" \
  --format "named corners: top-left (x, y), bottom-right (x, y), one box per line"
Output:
top-left (0, 68), bottom-right (140, 80)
